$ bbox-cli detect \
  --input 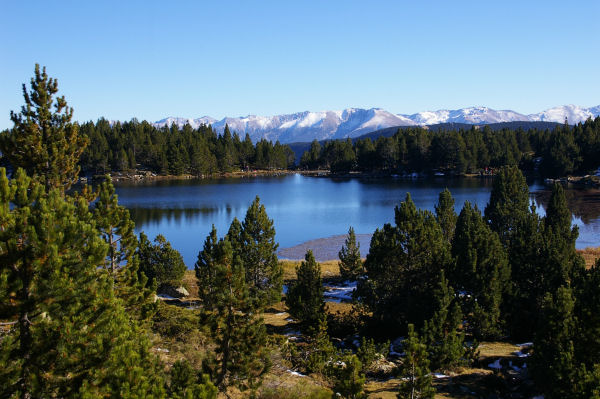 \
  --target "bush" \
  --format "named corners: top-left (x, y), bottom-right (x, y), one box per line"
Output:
top-left (152, 302), bottom-right (199, 340)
